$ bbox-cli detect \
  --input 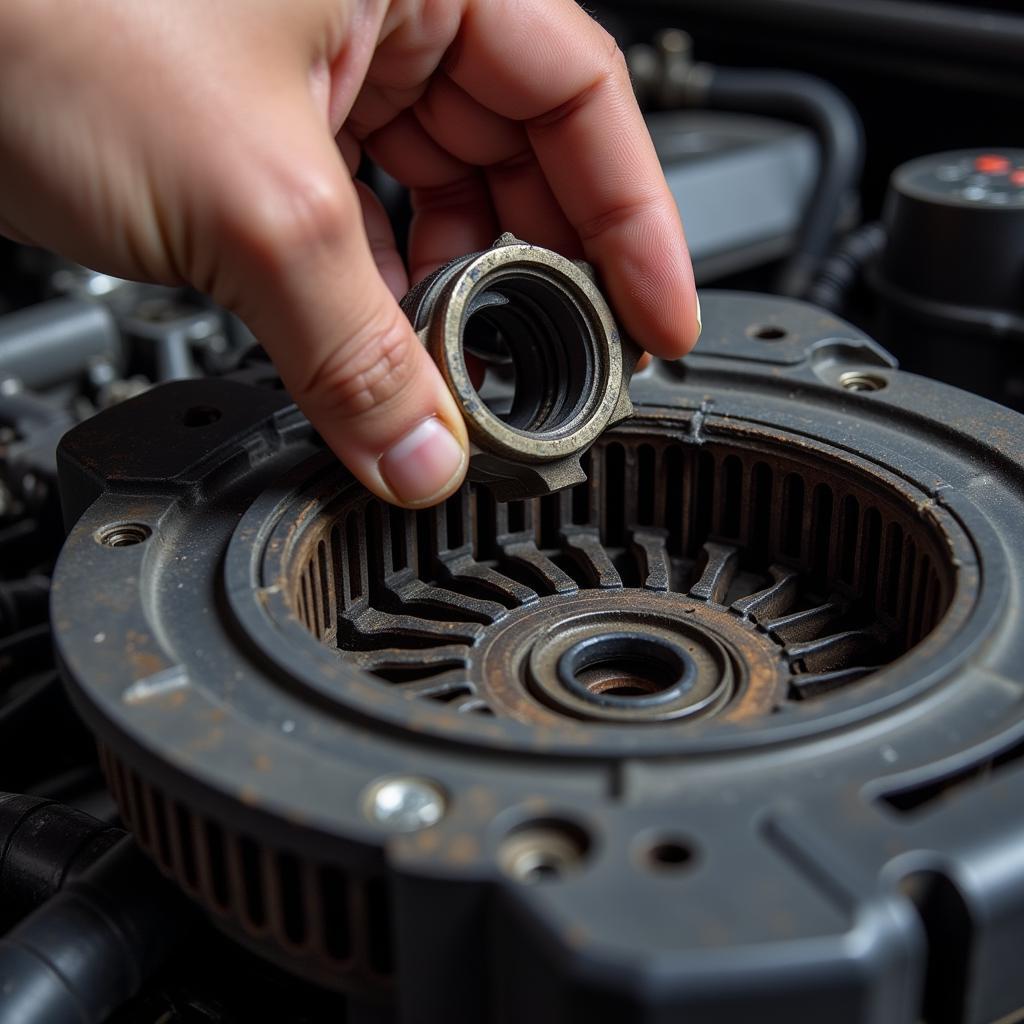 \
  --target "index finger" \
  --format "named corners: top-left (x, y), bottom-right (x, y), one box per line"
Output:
top-left (444, 0), bottom-right (700, 357)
